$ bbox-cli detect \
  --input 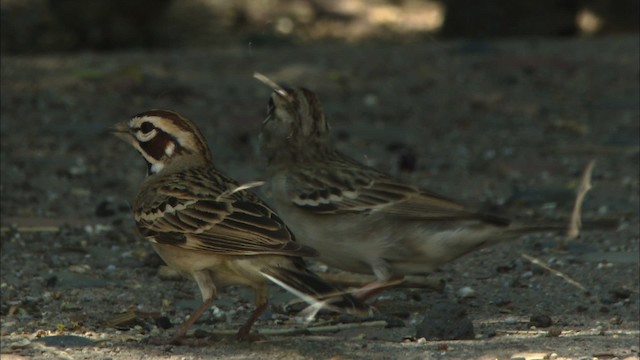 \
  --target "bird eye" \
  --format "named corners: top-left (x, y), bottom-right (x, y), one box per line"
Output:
top-left (140, 122), bottom-right (155, 134)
